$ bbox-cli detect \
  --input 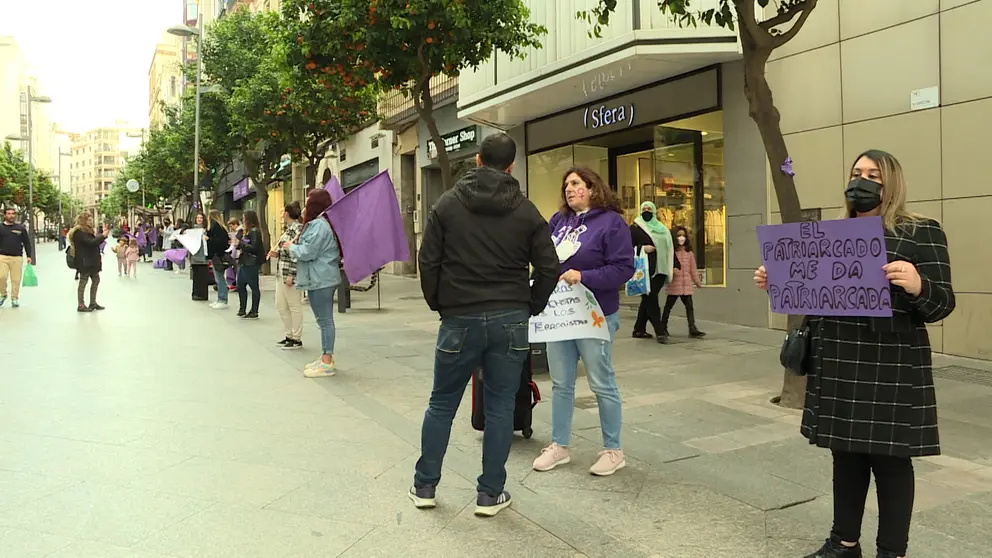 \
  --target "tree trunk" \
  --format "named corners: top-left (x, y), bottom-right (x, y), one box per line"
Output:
top-left (416, 81), bottom-right (453, 191)
top-left (740, 33), bottom-right (808, 408)
top-left (244, 155), bottom-right (272, 276)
